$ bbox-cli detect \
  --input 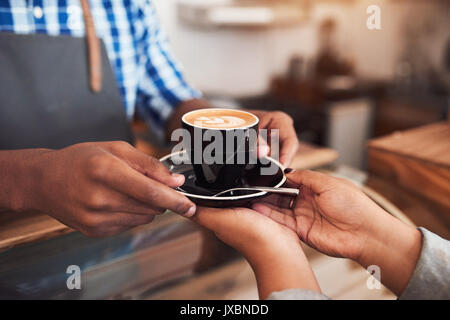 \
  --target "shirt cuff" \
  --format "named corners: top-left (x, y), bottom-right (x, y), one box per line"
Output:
top-left (267, 289), bottom-right (330, 300)
top-left (399, 227), bottom-right (450, 300)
